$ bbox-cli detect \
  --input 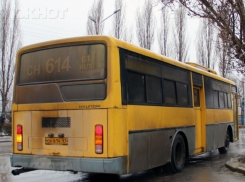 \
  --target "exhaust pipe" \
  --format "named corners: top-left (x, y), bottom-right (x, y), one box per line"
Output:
top-left (11, 168), bottom-right (36, 176)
